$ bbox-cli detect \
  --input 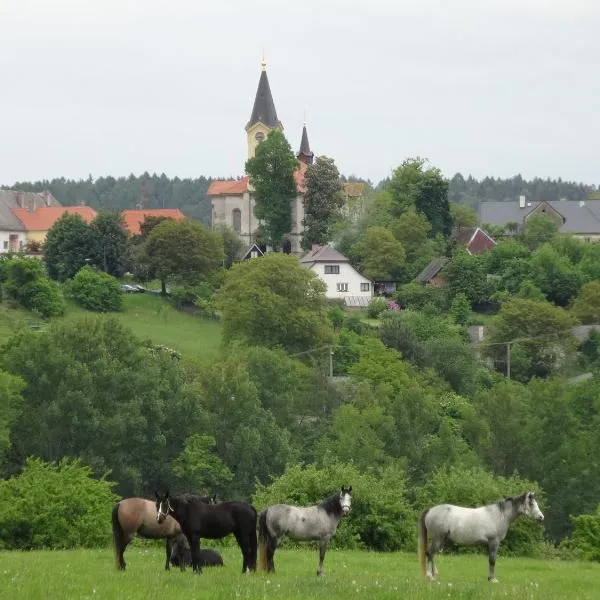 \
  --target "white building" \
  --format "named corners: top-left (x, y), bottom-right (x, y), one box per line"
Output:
top-left (300, 245), bottom-right (373, 304)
